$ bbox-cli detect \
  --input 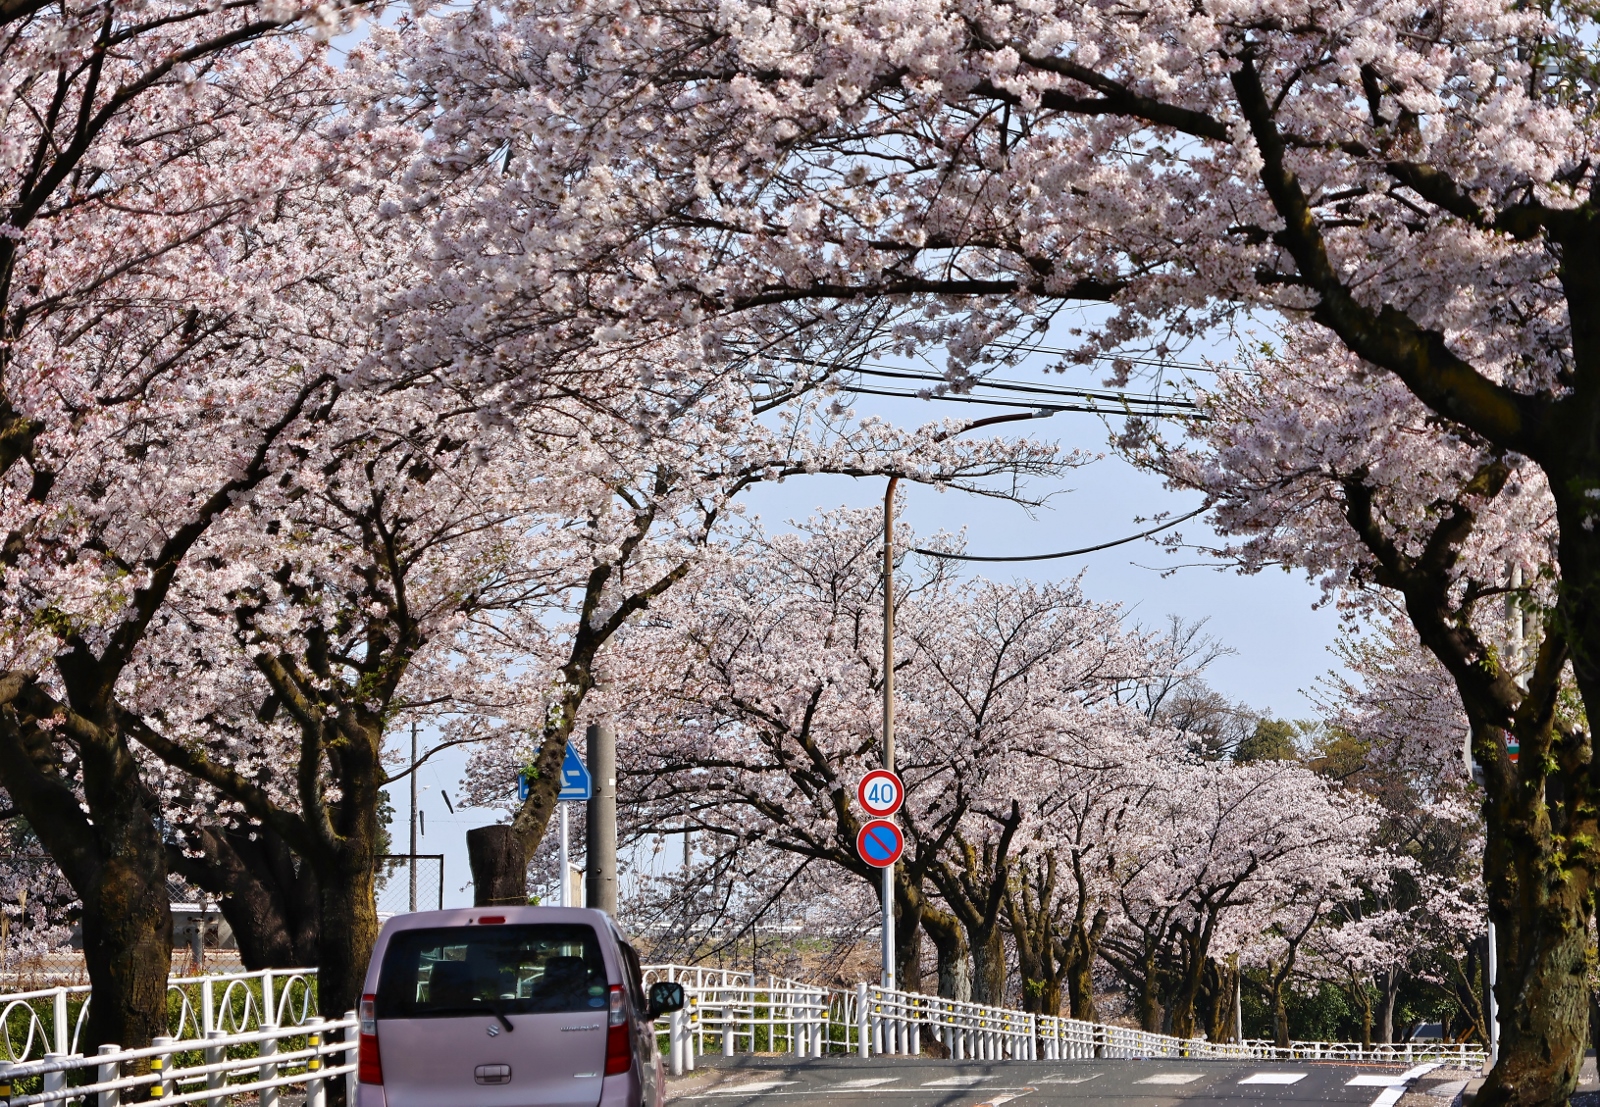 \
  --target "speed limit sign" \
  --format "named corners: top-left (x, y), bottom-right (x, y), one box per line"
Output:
top-left (857, 770), bottom-right (904, 818)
